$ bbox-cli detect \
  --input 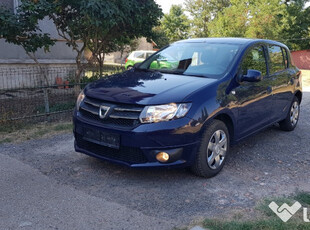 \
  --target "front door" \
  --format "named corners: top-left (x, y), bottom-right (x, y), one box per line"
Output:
top-left (234, 45), bottom-right (274, 138)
